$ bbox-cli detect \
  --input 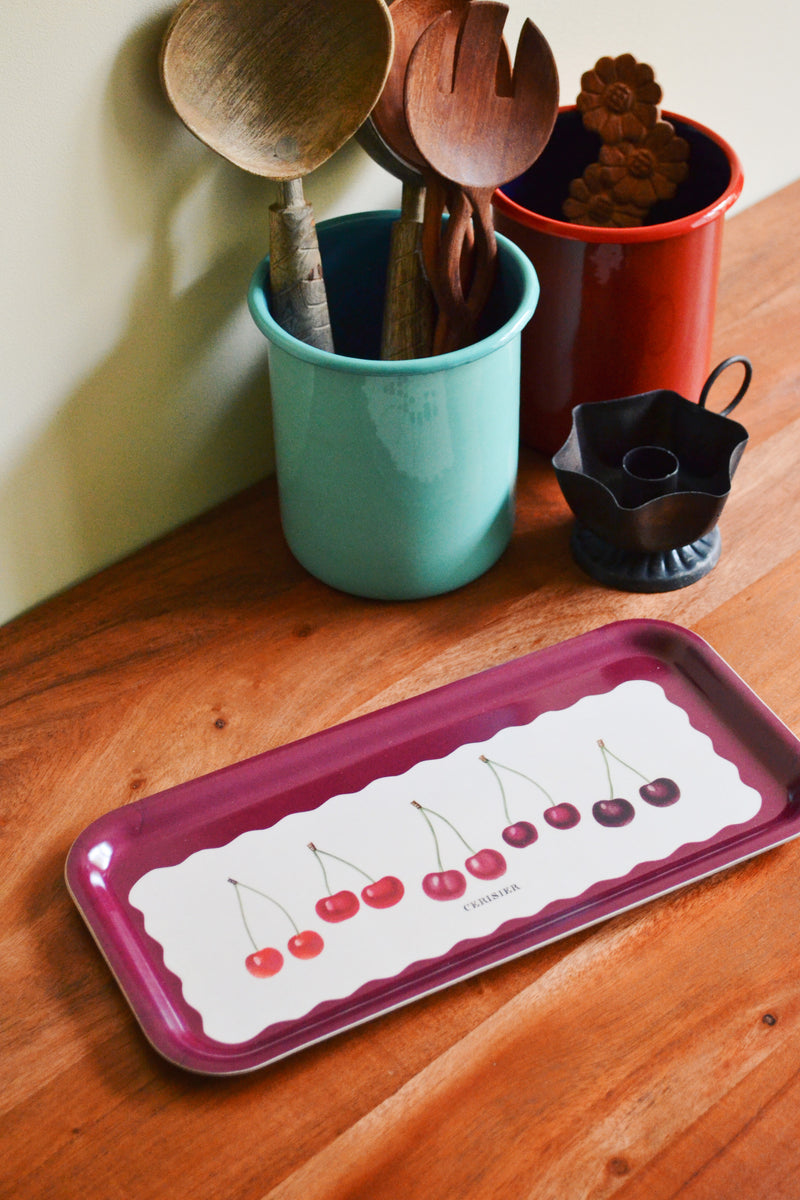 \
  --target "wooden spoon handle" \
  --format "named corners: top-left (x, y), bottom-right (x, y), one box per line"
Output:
top-left (420, 171), bottom-right (448, 314)
top-left (440, 189), bottom-right (471, 309)
top-left (381, 183), bottom-right (436, 360)
top-left (434, 187), bottom-right (497, 355)
top-left (464, 186), bottom-right (498, 324)
top-left (420, 175), bottom-right (485, 355)
top-left (268, 180), bottom-right (334, 352)
top-left (433, 187), bottom-right (472, 354)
